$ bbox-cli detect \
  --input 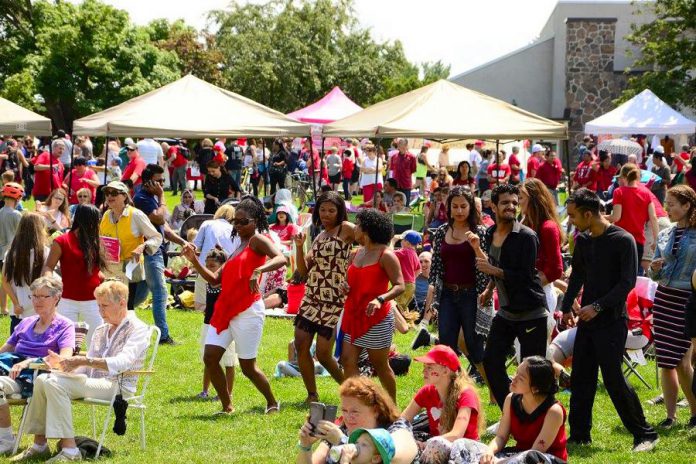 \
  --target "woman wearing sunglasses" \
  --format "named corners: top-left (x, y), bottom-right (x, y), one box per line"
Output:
top-left (182, 195), bottom-right (286, 415)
